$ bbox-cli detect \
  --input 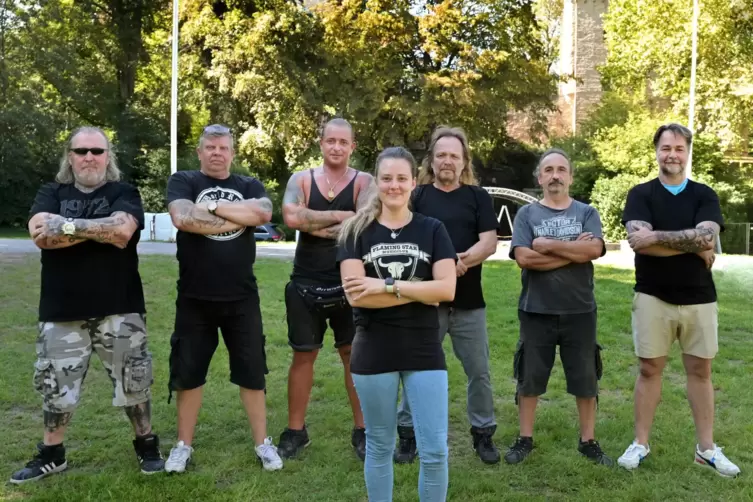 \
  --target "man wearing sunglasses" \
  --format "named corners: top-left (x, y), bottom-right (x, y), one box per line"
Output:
top-left (12, 126), bottom-right (164, 484)
top-left (164, 124), bottom-right (283, 472)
